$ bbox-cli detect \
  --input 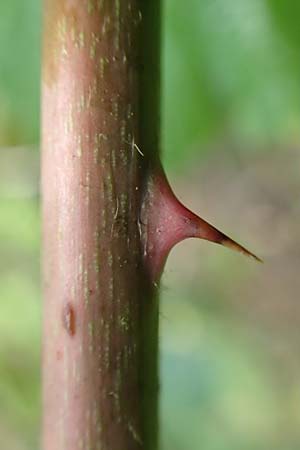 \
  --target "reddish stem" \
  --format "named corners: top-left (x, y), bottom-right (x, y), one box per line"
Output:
top-left (42, 1), bottom-right (160, 450)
